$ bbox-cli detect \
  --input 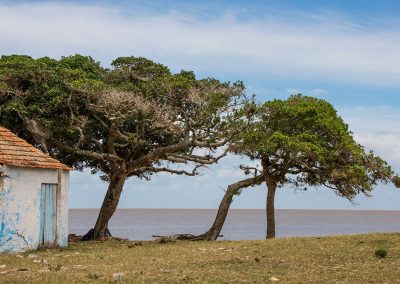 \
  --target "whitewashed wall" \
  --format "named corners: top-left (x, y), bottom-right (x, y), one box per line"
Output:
top-left (0, 165), bottom-right (69, 253)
